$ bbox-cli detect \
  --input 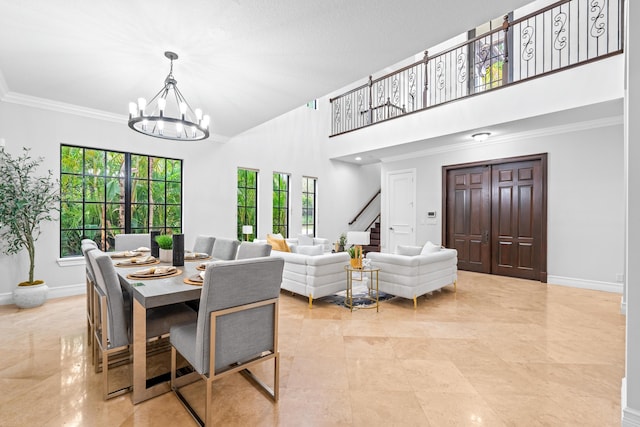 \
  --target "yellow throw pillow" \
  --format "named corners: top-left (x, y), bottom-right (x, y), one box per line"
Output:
top-left (267, 234), bottom-right (290, 252)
